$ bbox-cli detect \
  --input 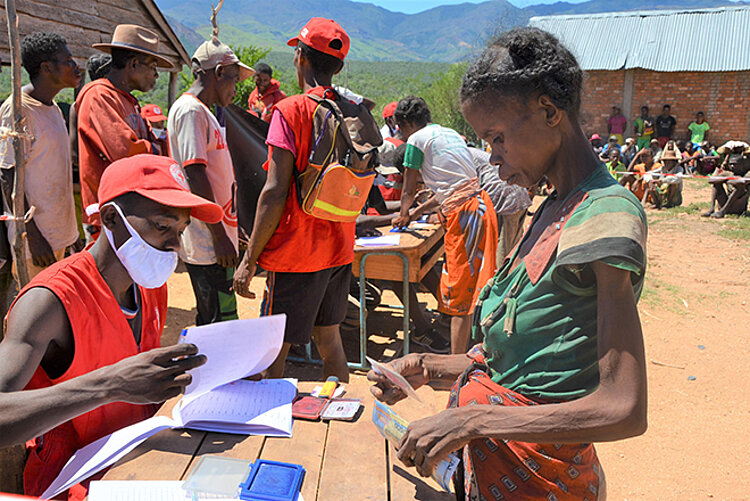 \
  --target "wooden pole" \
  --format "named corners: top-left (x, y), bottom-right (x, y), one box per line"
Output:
top-left (168, 70), bottom-right (179, 108)
top-left (5, 0), bottom-right (30, 287)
